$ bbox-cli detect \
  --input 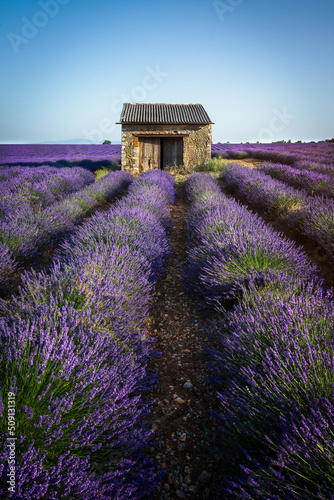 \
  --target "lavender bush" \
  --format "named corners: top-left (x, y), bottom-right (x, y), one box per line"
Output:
top-left (128, 169), bottom-right (177, 206)
top-left (211, 142), bottom-right (334, 175)
top-left (183, 172), bottom-right (334, 498)
top-left (221, 164), bottom-right (306, 215)
top-left (300, 196), bottom-right (334, 259)
top-left (210, 279), bottom-right (334, 434)
top-left (293, 159), bottom-right (334, 177)
top-left (0, 244), bottom-right (17, 287)
top-left (258, 162), bottom-right (334, 198)
top-left (0, 145), bottom-right (122, 167)
top-left (0, 169), bottom-right (175, 498)
top-left (123, 170), bottom-right (176, 231)
top-left (0, 171), bottom-right (132, 287)
top-left (216, 281), bottom-right (334, 499)
top-left (184, 172), bottom-right (222, 205)
top-left (0, 166), bottom-right (95, 221)
top-left (0, 304), bottom-right (159, 499)
top-left (221, 163), bottom-right (334, 261)
top-left (183, 173), bottom-right (319, 307)
top-left (59, 206), bottom-right (170, 283)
